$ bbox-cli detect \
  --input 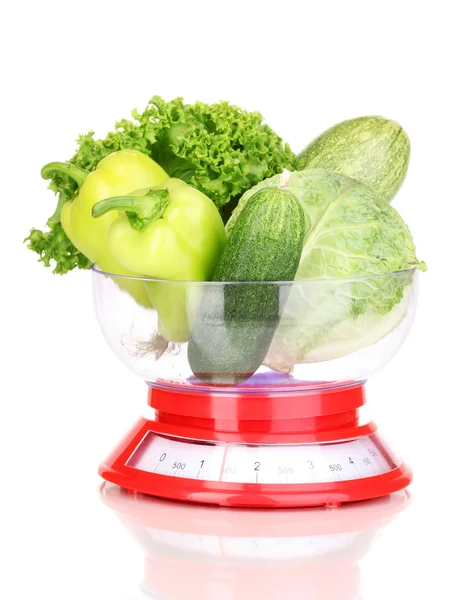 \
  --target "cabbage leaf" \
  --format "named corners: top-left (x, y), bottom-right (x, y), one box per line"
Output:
top-left (226, 169), bottom-right (426, 370)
